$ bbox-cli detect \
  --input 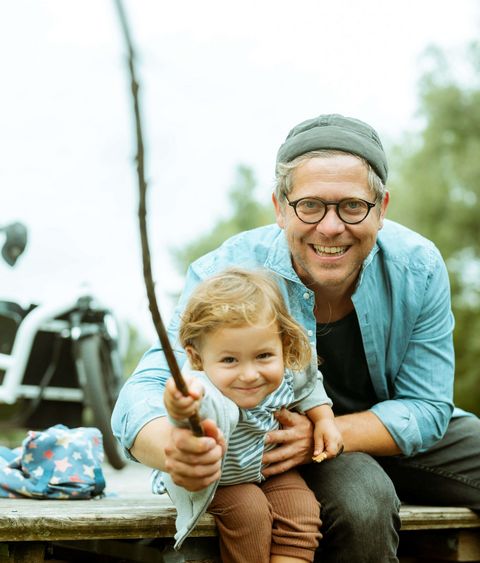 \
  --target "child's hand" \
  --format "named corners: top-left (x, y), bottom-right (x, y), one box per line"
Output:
top-left (312, 419), bottom-right (343, 463)
top-left (164, 376), bottom-right (204, 421)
